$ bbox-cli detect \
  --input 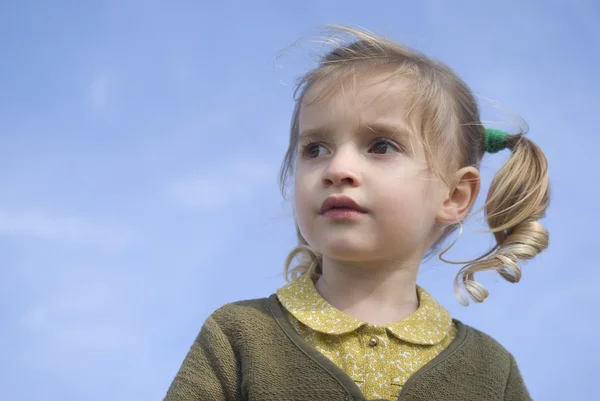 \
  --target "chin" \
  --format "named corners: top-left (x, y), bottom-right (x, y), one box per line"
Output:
top-left (317, 239), bottom-right (374, 261)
